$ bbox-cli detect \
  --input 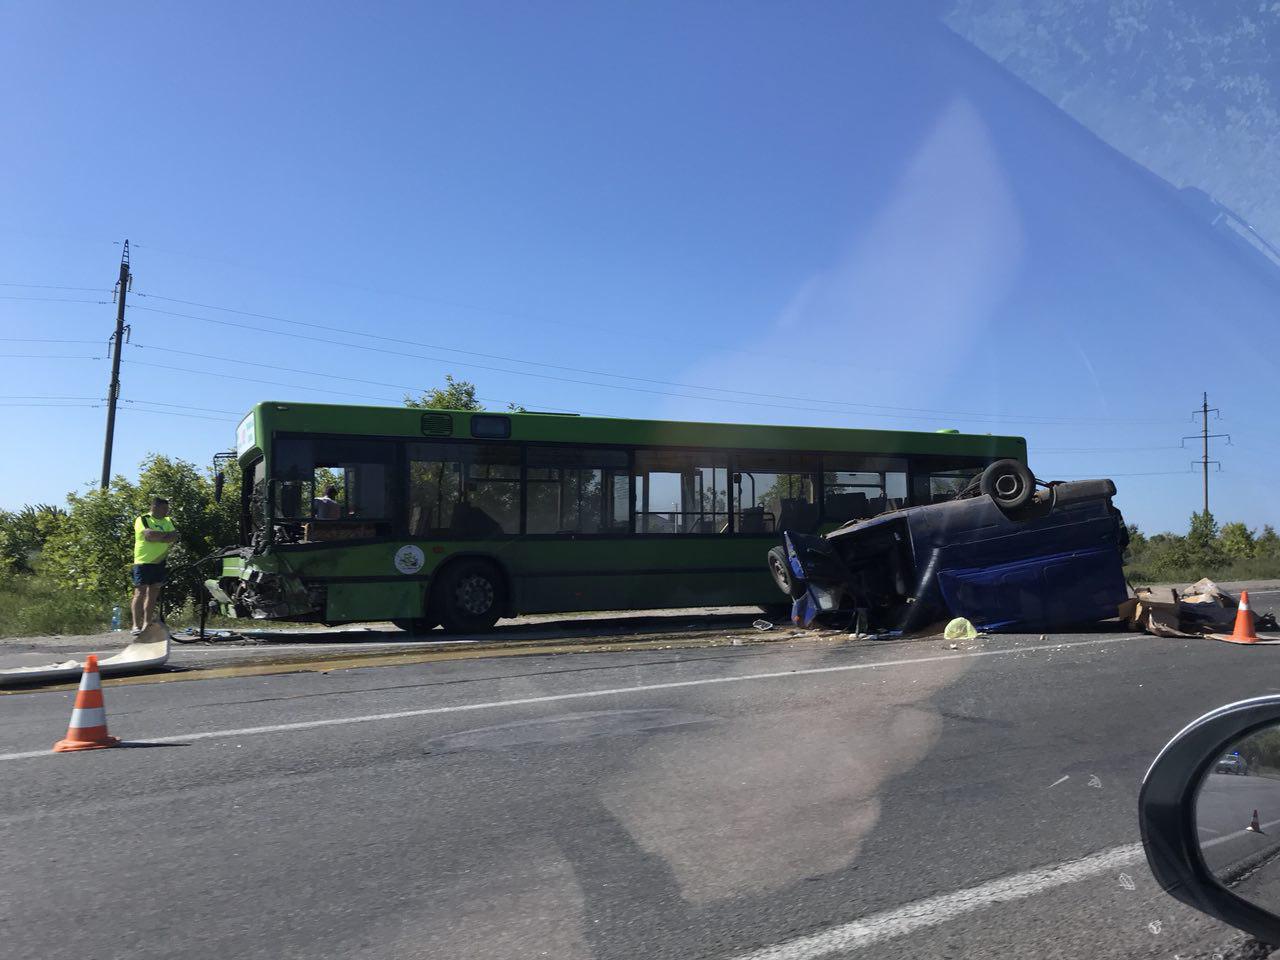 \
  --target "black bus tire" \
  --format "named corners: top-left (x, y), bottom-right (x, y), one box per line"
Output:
top-left (432, 559), bottom-right (505, 633)
top-left (767, 546), bottom-right (803, 598)
top-left (979, 459), bottom-right (1035, 511)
